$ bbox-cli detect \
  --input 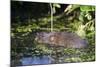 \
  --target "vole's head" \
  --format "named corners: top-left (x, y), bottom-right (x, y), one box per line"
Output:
top-left (35, 32), bottom-right (50, 44)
